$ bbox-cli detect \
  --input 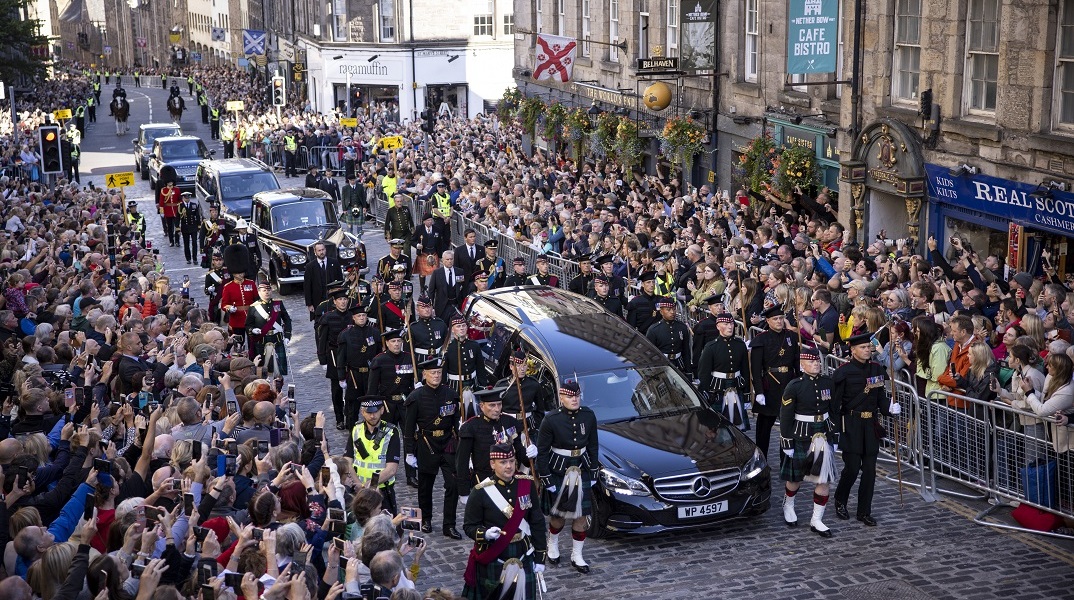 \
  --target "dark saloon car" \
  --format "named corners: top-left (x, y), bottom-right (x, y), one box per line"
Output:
top-left (462, 286), bottom-right (771, 536)
top-left (250, 188), bottom-right (367, 293)
top-left (133, 123), bottom-right (182, 179)
top-left (148, 135), bottom-right (214, 192)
